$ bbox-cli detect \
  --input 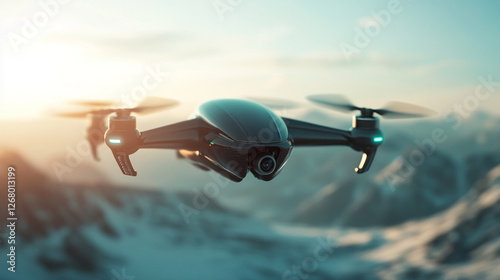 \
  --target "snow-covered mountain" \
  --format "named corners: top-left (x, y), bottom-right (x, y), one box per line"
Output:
top-left (1, 111), bottom-right (500, 280)
top-left (363, 165), bottom-right (500, 279)
top-left (292, 149), bottom-right (465, 227)
top-left (216, 111), bottom-right (500, 227)
top-left (2, 150), bottom-right (500, 279)
top-left (0, 151), bottom-right (311, 280)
